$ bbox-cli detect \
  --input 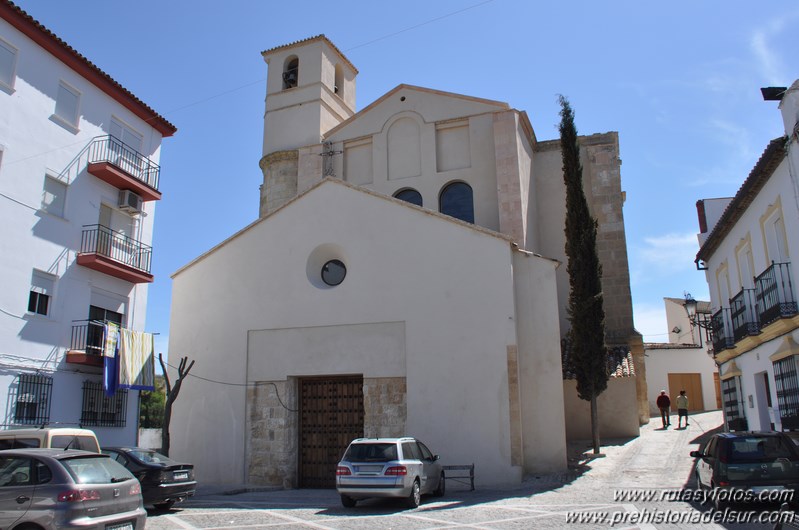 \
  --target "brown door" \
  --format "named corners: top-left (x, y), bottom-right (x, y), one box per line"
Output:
top-left (668, 373), bottom-right (704, 412)
top-left (299, 376), bottom-right (364, 488)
